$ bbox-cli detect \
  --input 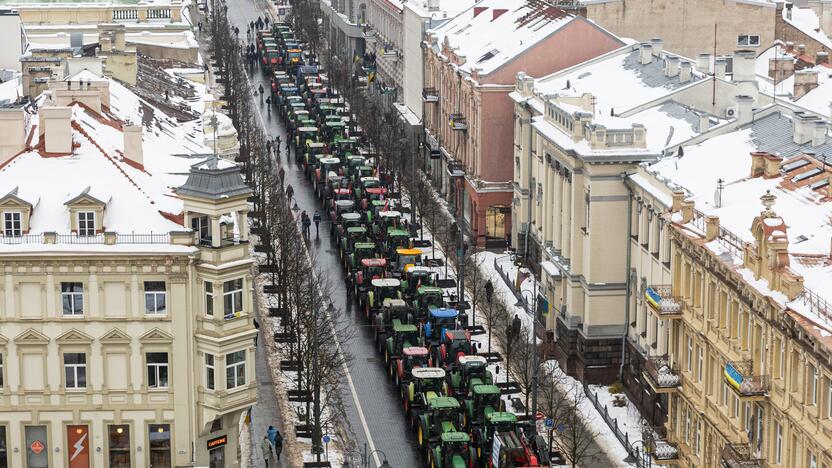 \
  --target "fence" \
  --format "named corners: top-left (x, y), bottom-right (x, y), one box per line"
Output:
top-left (493, 255), bottom-right (523, 304)
top-left (0, 233), bottom-right (173, 245)
top-left (582, 383), bottom-right (646, 467)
